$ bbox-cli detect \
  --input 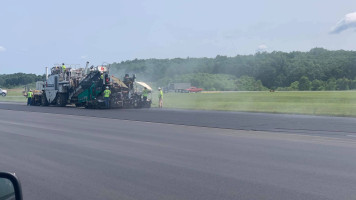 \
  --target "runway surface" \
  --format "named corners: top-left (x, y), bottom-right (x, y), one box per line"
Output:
top-left (0, 102), bottom-right (356, 199)
top-left (1, 102), bottom-right (356, 138)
